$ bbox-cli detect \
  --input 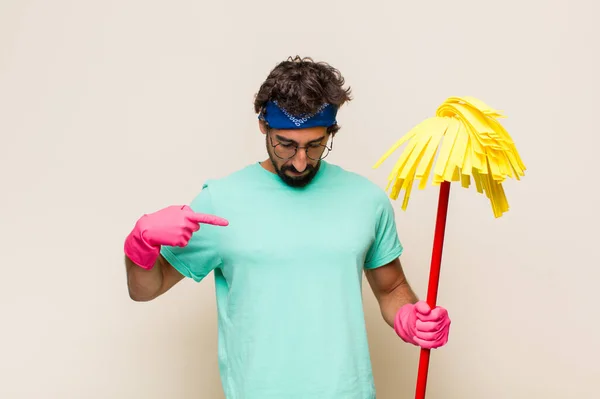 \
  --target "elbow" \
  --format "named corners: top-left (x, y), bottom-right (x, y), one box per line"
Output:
top-left (127, 280), bottom-right (159, 302)
top-left (128, 291), bottom-right (153, 302)
top-left (127, 285), bottom-right (158, 302)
